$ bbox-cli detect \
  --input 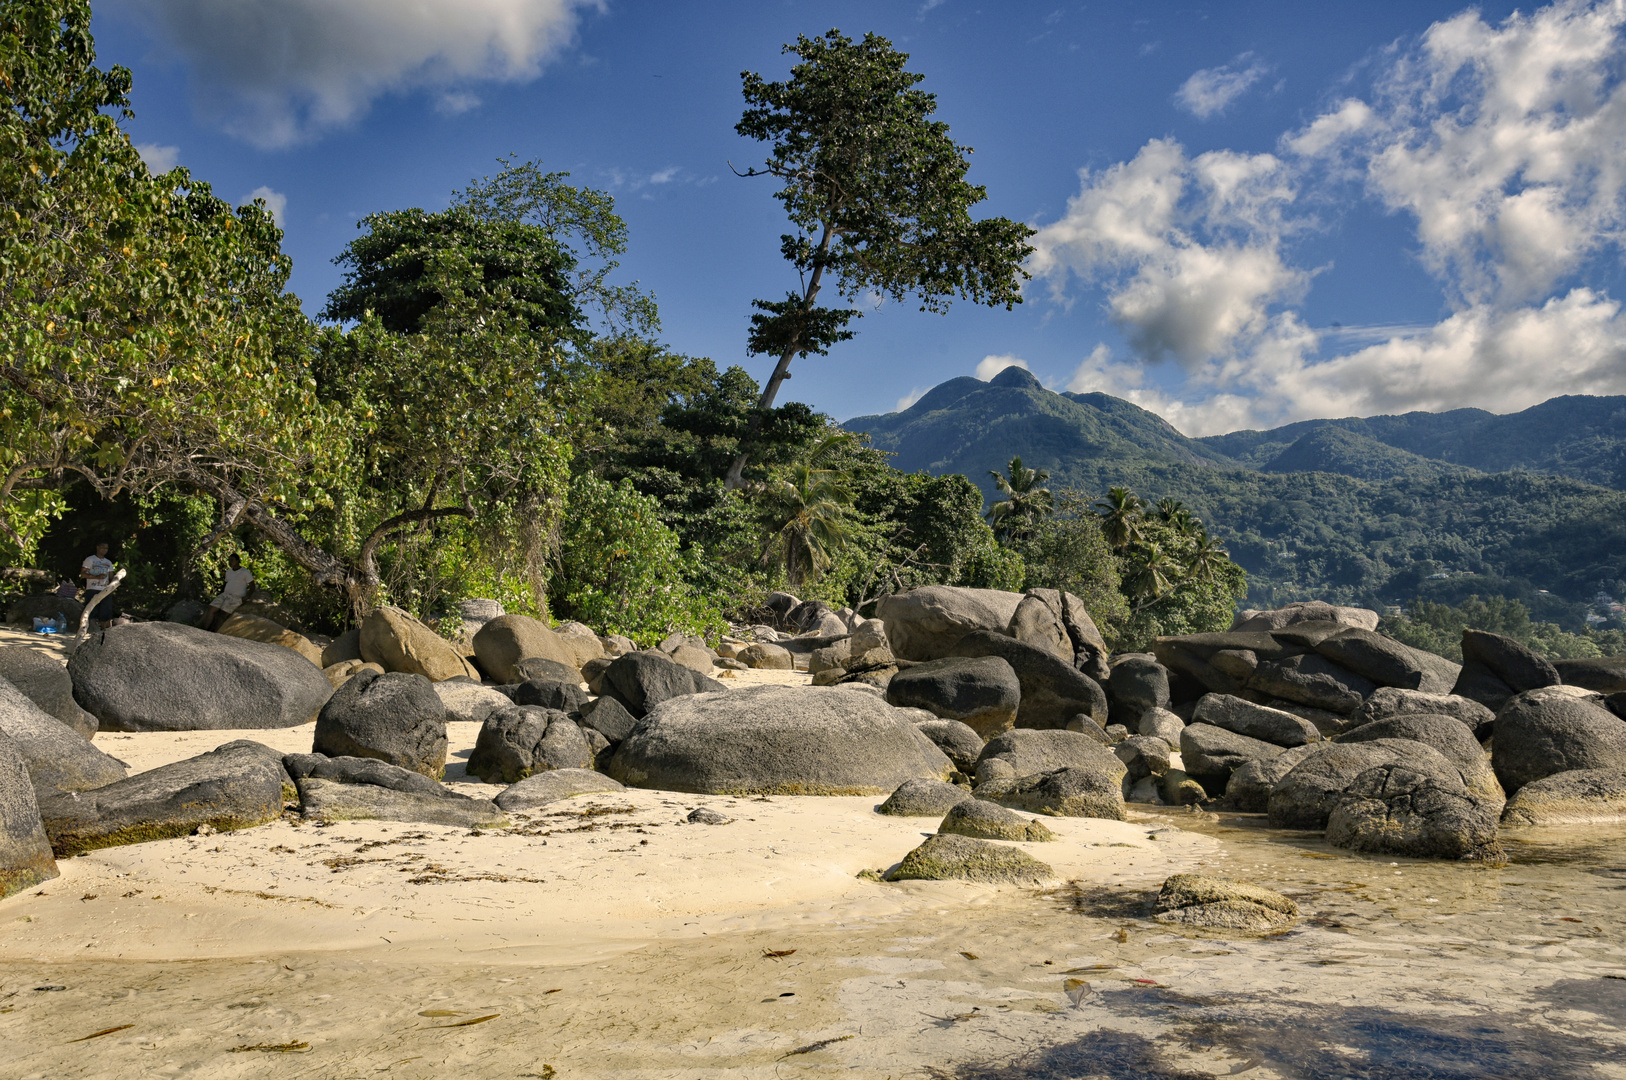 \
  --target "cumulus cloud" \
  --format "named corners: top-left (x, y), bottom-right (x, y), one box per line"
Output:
top-left (1032, 0), bottom-right (1626, 436)
top-left (134, 143), bottom-right (180, 172)
top-left (895, 387), bottom-right (928, 412)
top-left (975, 355), bottom-right (1029, 380)
top-left (1174, 55), bottom-right (1269, 118)
top-left (128, 0), bottom-right (598, 148)
top-left (241, 185), bottom-right (287, 225)
top-left (1294, 0), bottom-right (1626, 304)
top-left (1028, 138), bottom-right (1307, 368)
